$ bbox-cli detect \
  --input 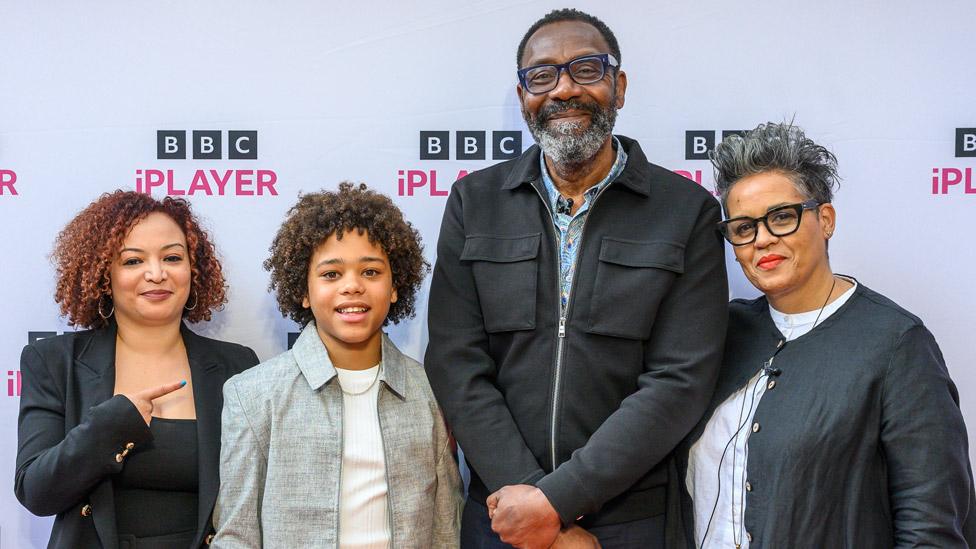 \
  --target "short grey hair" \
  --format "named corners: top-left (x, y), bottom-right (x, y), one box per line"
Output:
top-left (710, 122), bottom-right (840, 211)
